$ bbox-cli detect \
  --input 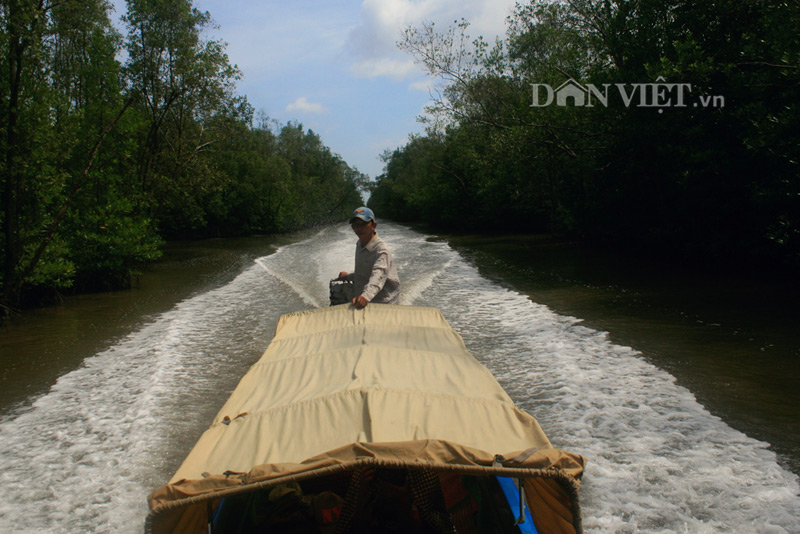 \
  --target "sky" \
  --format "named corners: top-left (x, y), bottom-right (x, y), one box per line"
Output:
top-left (110, 0), bottom-right (520, 178)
